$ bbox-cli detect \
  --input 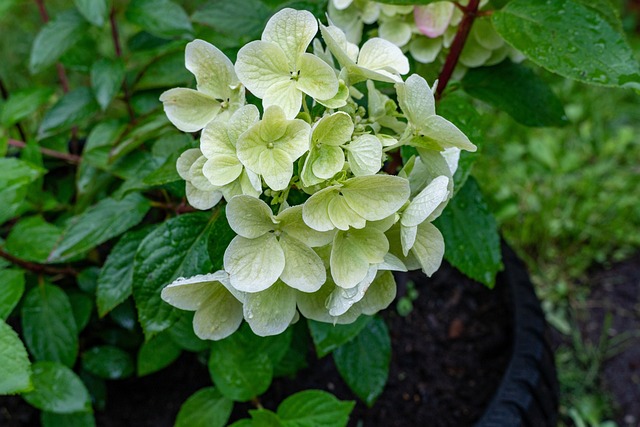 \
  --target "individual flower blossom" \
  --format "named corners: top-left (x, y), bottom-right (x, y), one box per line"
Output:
top-left (200, 105), bottom-right (262, 198)
top-left (396, 74), bottom-right (477, 152)
top-left (236, 105), bottom-right (311, 191)
top-left (224, 195), bottom-right (334, 293)
top-left (320, 22), bottom-right (410, 84)
top-left (414, 1), bottom-right (456, 38)
top-left (176, 148), bottom-right (222, 210)
top-left (160, 271), bottom-right (244, 340)
top-left (235, 8), bottom-right (339, 119)
top-left (160, 40), bottom-right (244, 132)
